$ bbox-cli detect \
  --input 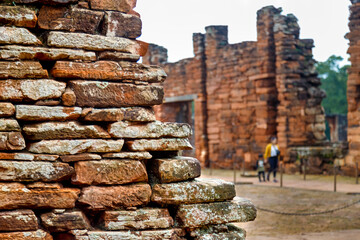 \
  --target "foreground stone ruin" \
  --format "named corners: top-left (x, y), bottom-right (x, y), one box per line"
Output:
top-left (0, 0), bottom-right (256, 239)
top-left (144, 6), bottom-right (327, 170)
